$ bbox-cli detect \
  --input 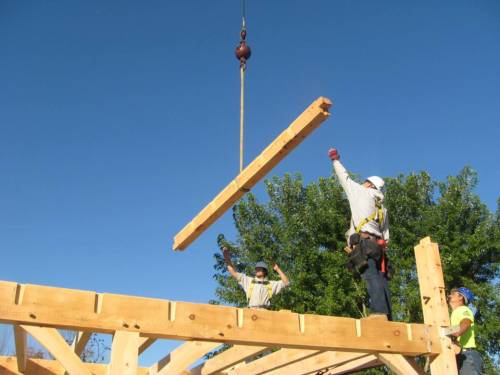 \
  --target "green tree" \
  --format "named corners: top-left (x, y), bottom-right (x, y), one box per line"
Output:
top-left (213, 168), bottom-right (499, 374)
